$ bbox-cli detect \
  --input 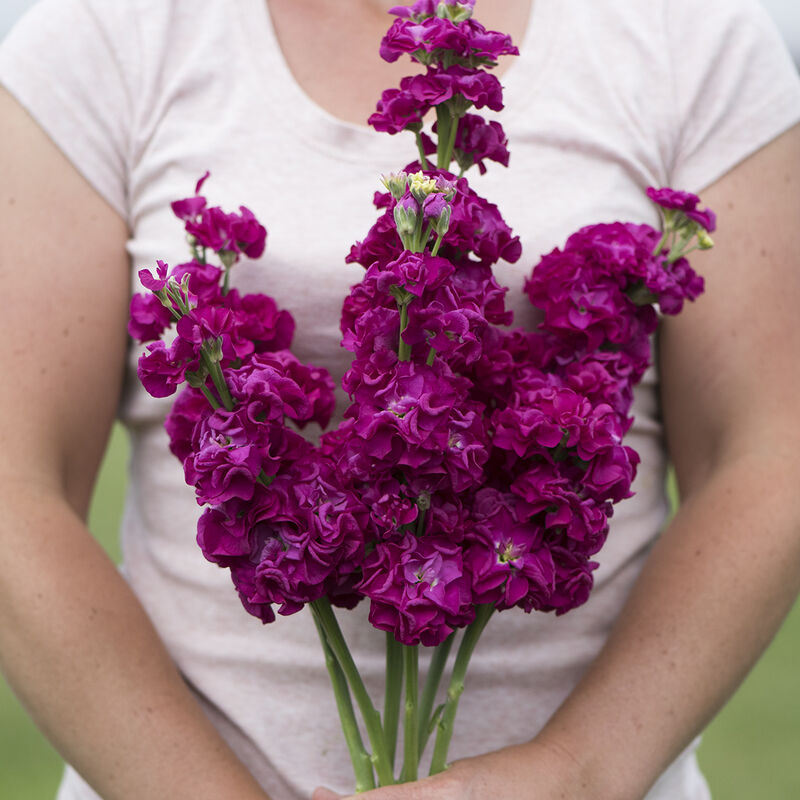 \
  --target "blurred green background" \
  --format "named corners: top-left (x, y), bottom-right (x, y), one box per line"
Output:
top-left (1, 423), bottom-right (798, 797)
